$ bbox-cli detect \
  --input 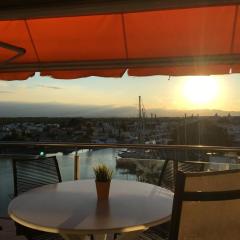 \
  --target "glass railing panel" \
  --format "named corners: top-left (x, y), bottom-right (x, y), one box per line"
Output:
top-left (1, 144), bottom-right (240, 217)
top-left (54, 148), bottom-right (137, 181)
top-left (116, 157), bottom-right (165, 184)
